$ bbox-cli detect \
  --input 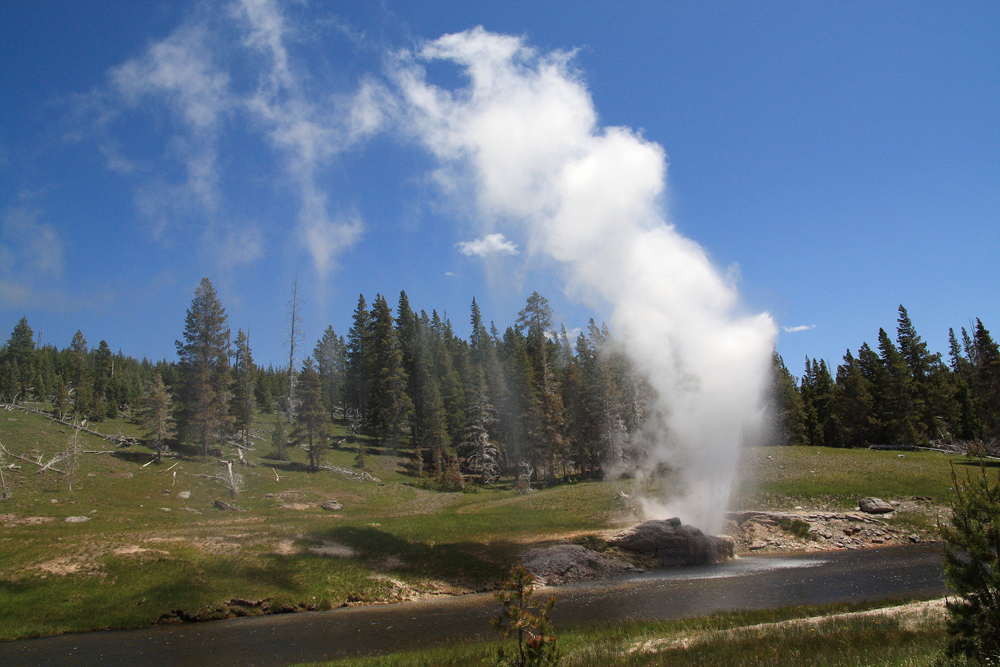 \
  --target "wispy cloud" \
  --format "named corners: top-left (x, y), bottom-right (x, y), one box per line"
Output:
top-left (78, 0), bottom-right (378, 276)
top-left (782, 324), bottom-right (816, 333)
top-left (1, 204), bottom-right (64, 277)
top-left (456, 232), bottom-right (519, 257)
